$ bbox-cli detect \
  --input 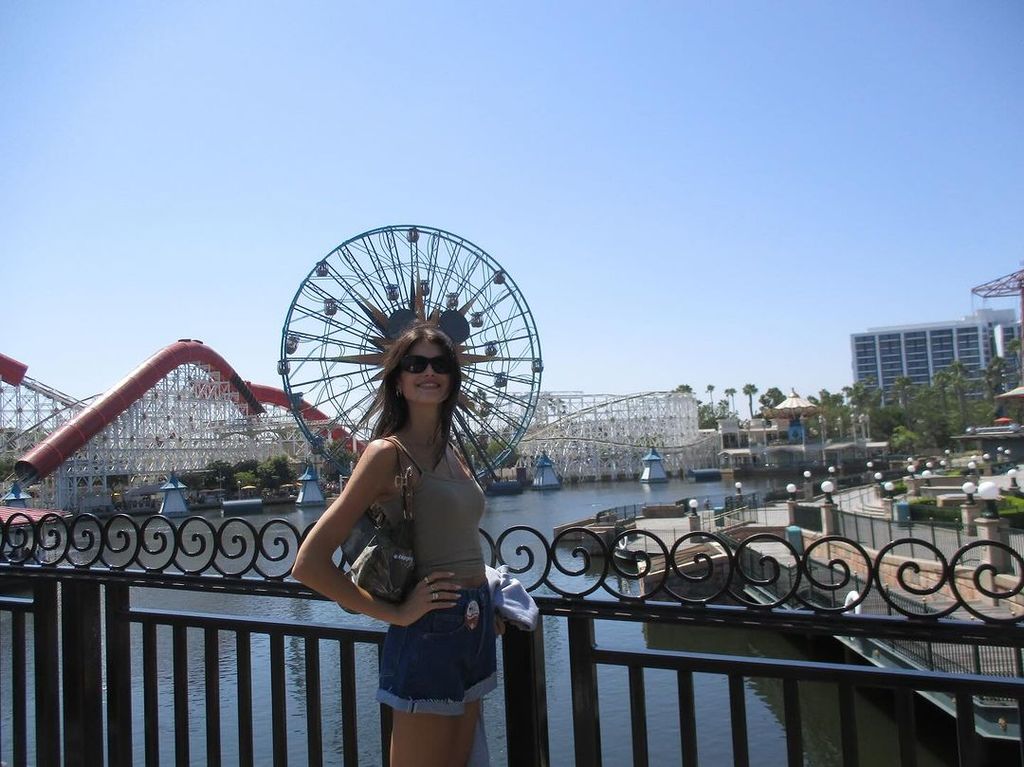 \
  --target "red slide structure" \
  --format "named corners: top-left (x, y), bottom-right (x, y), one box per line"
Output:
top-left (244, 383), bottom-right (350, 442)
top-left (16, 340), bottom-right (265, 485)
top-left (0, 352), bottom-right (28, 386)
